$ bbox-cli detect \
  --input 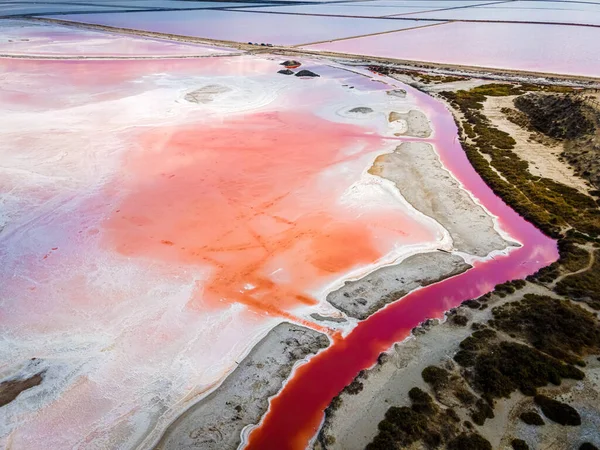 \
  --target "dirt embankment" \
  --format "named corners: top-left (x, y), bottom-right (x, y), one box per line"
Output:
top-left (514, 92), bottom-right (600, 189)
